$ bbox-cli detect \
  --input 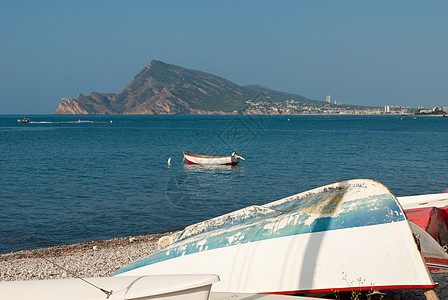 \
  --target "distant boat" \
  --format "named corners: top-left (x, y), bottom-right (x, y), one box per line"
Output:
top-left (183, 152), bottom-right (244, 165)
top-left (114, 179), bottom-right (436, 295)
top-left (17, 116), bottom-right (30, 123)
